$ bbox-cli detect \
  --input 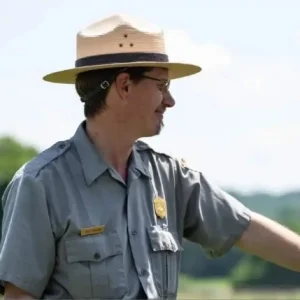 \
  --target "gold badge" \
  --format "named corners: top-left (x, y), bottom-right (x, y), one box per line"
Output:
top-left (153, 197), bottom-right (167, 218)
top-left (80, 225), bottom-right (105, 236)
